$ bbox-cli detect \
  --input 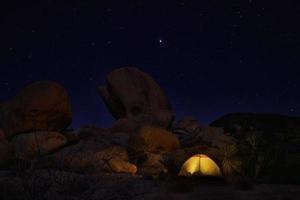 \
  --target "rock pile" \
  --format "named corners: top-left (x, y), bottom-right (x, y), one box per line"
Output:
top-left (0, 81), bottom-right (71, 167)
top-left (0, 68), bottom-right (236, 177)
